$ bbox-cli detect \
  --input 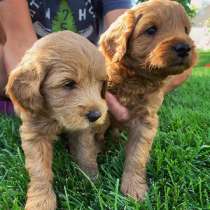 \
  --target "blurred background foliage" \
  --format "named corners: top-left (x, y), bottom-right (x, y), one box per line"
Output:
top-left (136, 0), bottom-right (197, 17)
